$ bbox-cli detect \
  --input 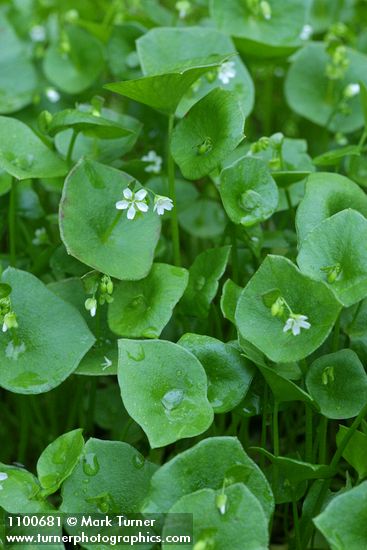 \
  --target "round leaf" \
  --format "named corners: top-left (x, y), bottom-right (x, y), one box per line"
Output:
top-left (235, 255), bottom-right (341, 363)
top-left (108, 263), bottom-right (188, 338)
top-left (178, 334), bottom-right (255, 413)
top-left (117, 339), bottom-right (214, 448)
top-left (306, 349), bottom-right (367, 419)
top-left (178, 198), bottom-right (227, 239)
top-left (0, 116), bottom-right (67, 180)
top-left (220, 157), bottom-right (279, 226)
top-left (163, 484), bottom-right (269, 550)
top-left (298, 209), bottom-right (367, 307)
top-left (171, 88), bottom-right (245, 180)
top-left (0, 464), bottom-right (50, 513)
top-left (46, 108), bottom-right (134, 139)
top-left (0, 268), bottom-right (95, 394)
top-left (59, 159), bottom-right (161, 280)
top-left (296, 172), bottom-right (367, 242)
